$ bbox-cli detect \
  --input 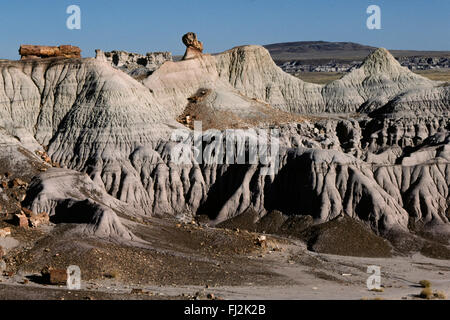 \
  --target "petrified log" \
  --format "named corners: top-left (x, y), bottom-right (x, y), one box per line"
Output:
top-left (19, 45), bottom-right (81, 59)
